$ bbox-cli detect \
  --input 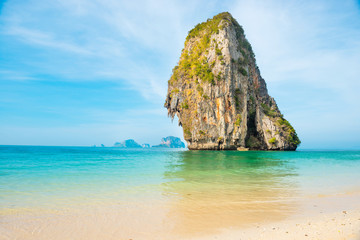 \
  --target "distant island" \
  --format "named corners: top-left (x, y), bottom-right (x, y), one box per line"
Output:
top-left (152, 136), bottom-right (186, 148)
top-left (110, 136), bottom-right (185, 148)
top-left (164, 12), bottom-right (300, 151)
top-left (113, 139), bottom-right (142, 148)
